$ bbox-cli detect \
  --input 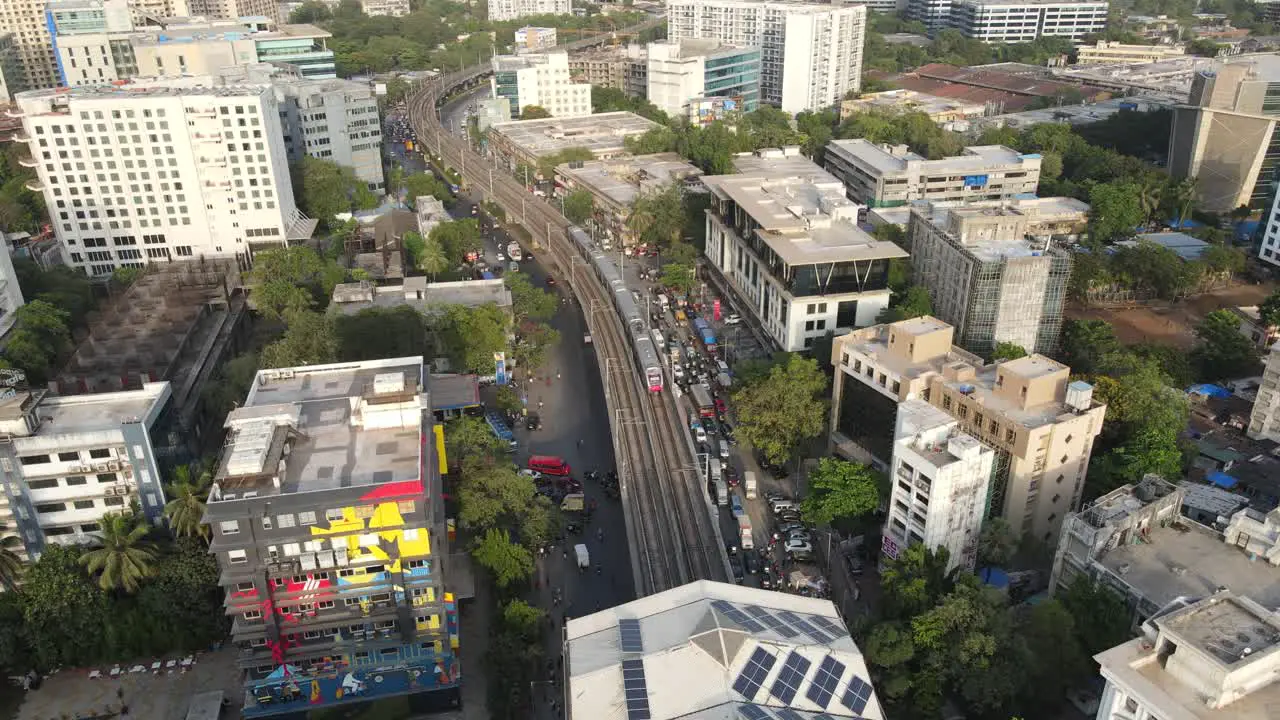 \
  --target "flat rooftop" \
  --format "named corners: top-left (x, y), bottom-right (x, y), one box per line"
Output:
top-left (836, 320), bottom-right (987, 383)
top-left (490, 111), bottom-right (661, 159)
top-left (0, 383), bottom-right (171, 445)
top-left (932, 355), bottom-right (1082, 429)
top-left (827, 139), bottom-right (1036, 176)
top-left (129, 21), bottom-right (330, 45)
top-left (557, 152), bottom-right (702, 208)
top-left (976, 96), bottom-right (1176, 129)
top-left (330, 279), bottom-right (512, 315)
top-left (842, 89), bottom-right (986, 116)
top-left (1119, 232), bottom-right (1210, 261)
